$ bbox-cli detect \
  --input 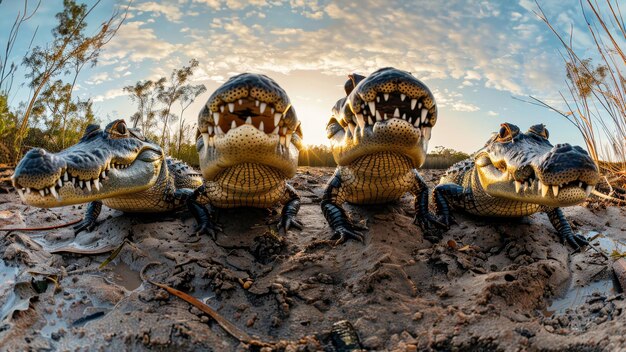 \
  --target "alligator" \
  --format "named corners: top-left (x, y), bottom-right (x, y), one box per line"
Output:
top-left (321, 67), bottom-right (443, 243)
top-left (190, 73), bottom-right (304, 237)
top-left (432, 123), bottom-right (599, 250)
top-left (11, 119), bottom-right (204, 233)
